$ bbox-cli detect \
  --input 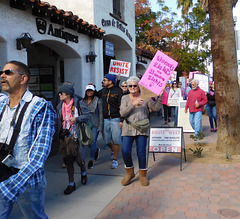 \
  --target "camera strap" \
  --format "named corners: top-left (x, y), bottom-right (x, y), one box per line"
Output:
top-left (0, 101), bottom-right (31, 153)
top-left (8, 101), bottom-right (31, 153)
top-left (0, 104), bottom-right (7, 122)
